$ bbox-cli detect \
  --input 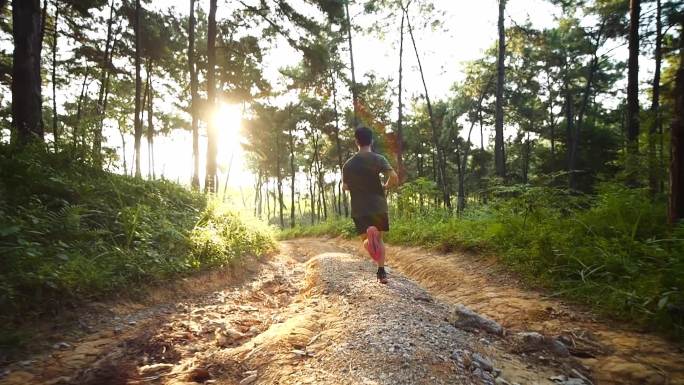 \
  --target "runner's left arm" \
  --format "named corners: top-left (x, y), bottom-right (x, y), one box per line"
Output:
top-left (379, 156), bottom-right (399, 190)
